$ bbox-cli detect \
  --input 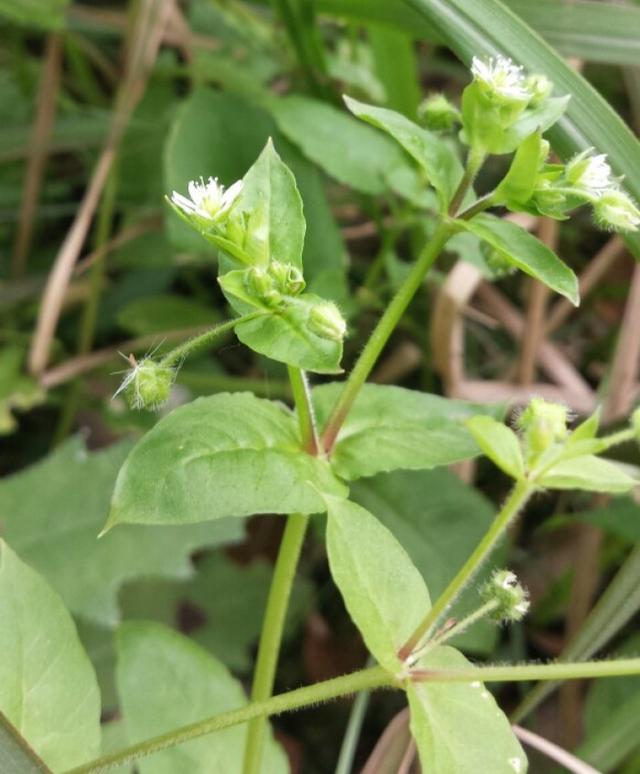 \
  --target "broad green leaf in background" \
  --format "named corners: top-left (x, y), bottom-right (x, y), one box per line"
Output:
top-left (0, 0), bottom-right (68, 29)
top-left (457, 215), bottom-right (579, 305)
top-left (0, 541), bottom-right (101, 770)
top-left (116, 622), bottom-right (287, 774)
top-left (401, 0), bottom-right (640, 258)
top-left (268, 94), bottom-right (421, 196)
top-left (539, 456), bottom-right (638, 493)
top-left (368, 25), bottom-right (421, 117)
top-left (108, 393), bottom-right (346, 529)
top-left (215, 139), bottom-right (305, 274)
top-left (351, 469), bottom-right (503, 654)
top-left (313, 383), bottom-right (505, 480)
top-left (234, 294), bottom-right (344, 373)
top-left (575, 499), bottom-right (640, 543)
top-left (116, 294), bottom-right (218, 336)
top-left (0, 714), bottom-right (51, 774)
top-left (325, 495), bottom-right (431, 672)
top-left (408, 646), bottom-right (527, 774)
top-left (0, 438), bottom-right (243, 625)
top-left (343, 96), bottom-right (463, 210)
top-left (465, 415), bottom-right (524, 480)
top-left (0, 345), bottom-right (45, 435)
